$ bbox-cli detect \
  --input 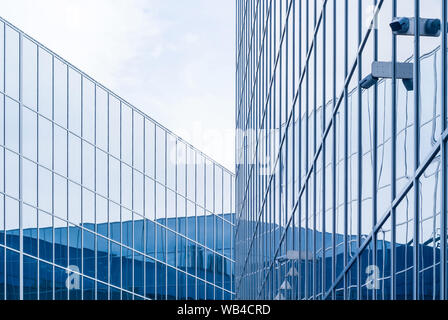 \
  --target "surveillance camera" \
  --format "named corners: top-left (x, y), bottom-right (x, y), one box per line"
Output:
top-left (390, 17), bottom-right (410, 33)
top-left (360, 74), bottom-right (378, 90)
